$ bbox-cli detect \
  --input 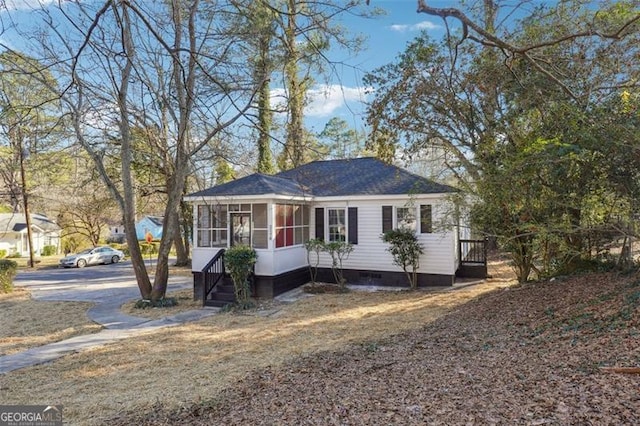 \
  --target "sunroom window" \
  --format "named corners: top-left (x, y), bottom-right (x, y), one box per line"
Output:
top-left (275, 204), bottom-right (309, 248)
top-left (197, 205), bottom-right (227, 247)
top-left (252, 204), bottom-right (268, 249)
